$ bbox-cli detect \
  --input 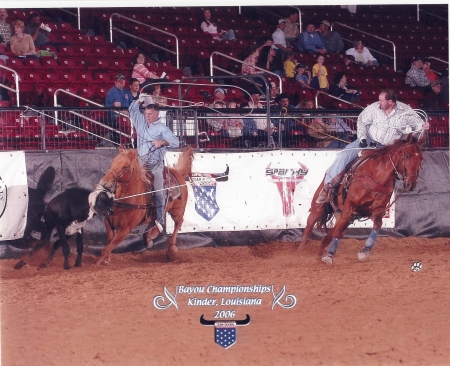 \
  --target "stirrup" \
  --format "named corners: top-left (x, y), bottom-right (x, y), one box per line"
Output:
top-left (315, 188), bottom-right (330, 204)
